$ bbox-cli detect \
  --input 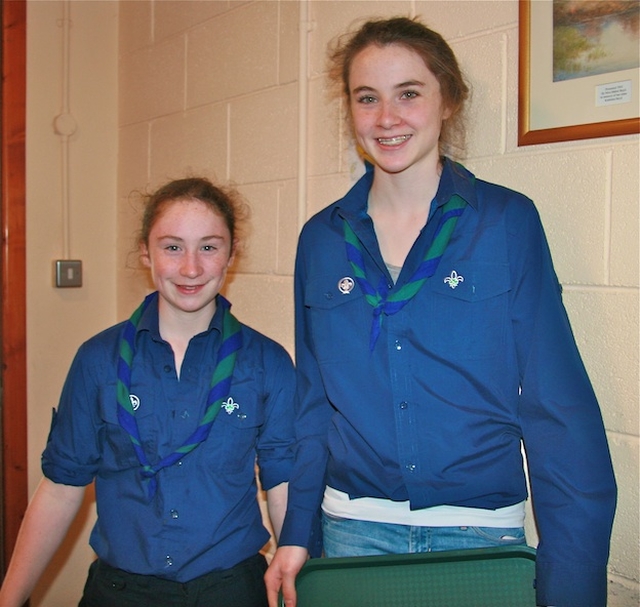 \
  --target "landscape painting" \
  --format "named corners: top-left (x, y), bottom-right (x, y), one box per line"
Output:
top-left (553, 0), bottom-right (639, 82)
